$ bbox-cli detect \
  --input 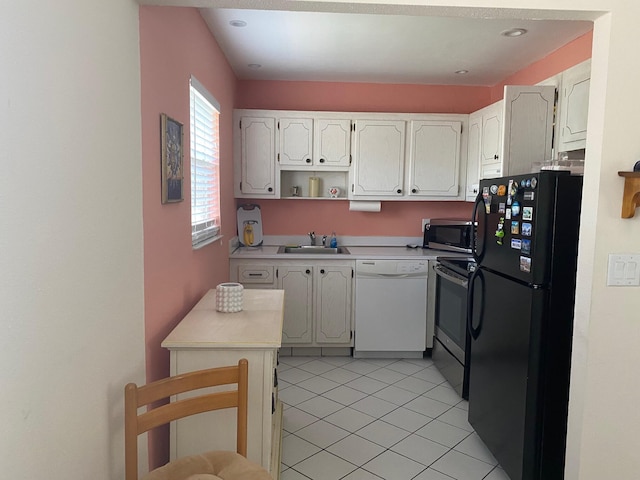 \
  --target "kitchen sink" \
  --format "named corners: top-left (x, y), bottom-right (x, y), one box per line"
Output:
top-left (277, 245), bottom-right (350, 254)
